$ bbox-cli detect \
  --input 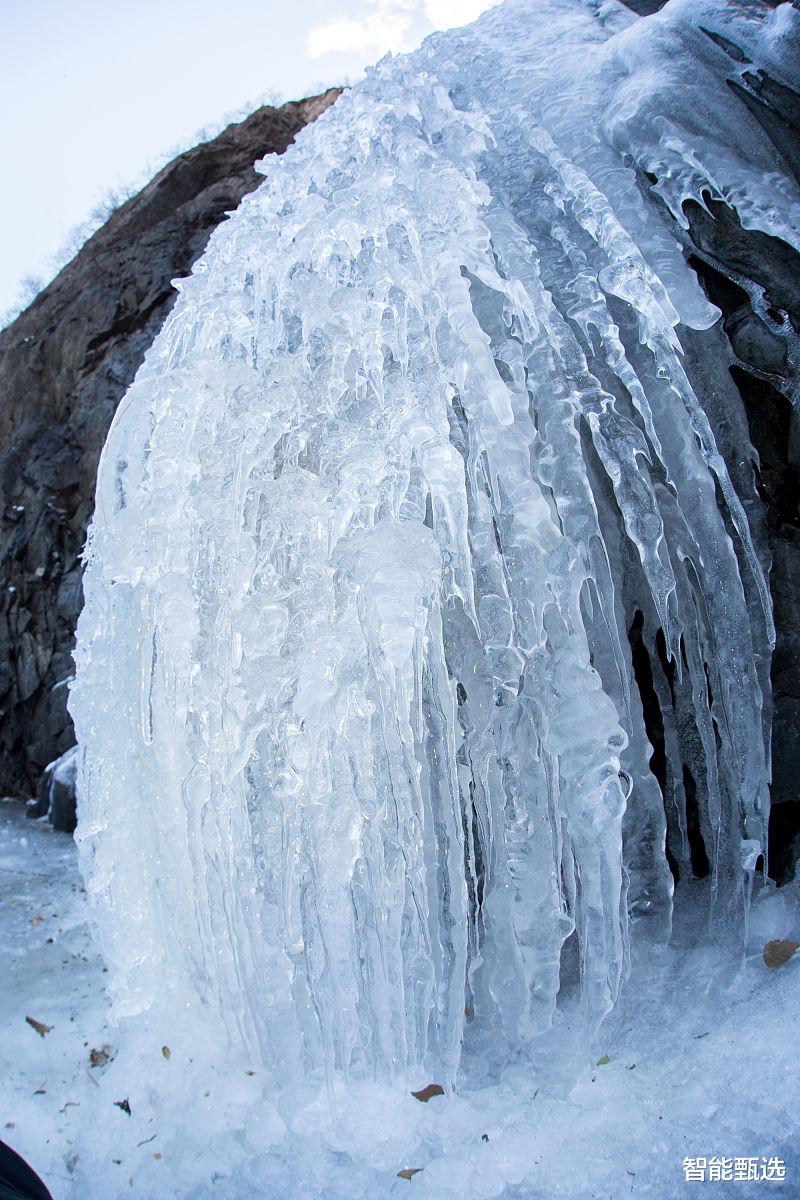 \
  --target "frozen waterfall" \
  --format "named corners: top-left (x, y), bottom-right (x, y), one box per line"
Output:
top-left (70, 0), bottom-right (798, 1091)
